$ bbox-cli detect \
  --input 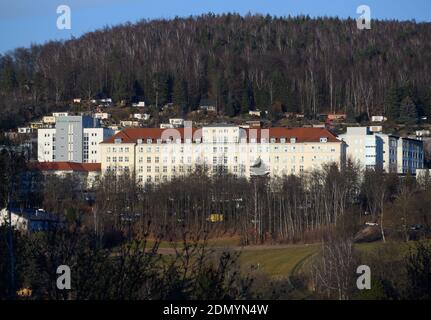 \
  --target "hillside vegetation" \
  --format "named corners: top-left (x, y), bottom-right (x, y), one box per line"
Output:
top-left (1, 14), bottom-right (431, 129)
